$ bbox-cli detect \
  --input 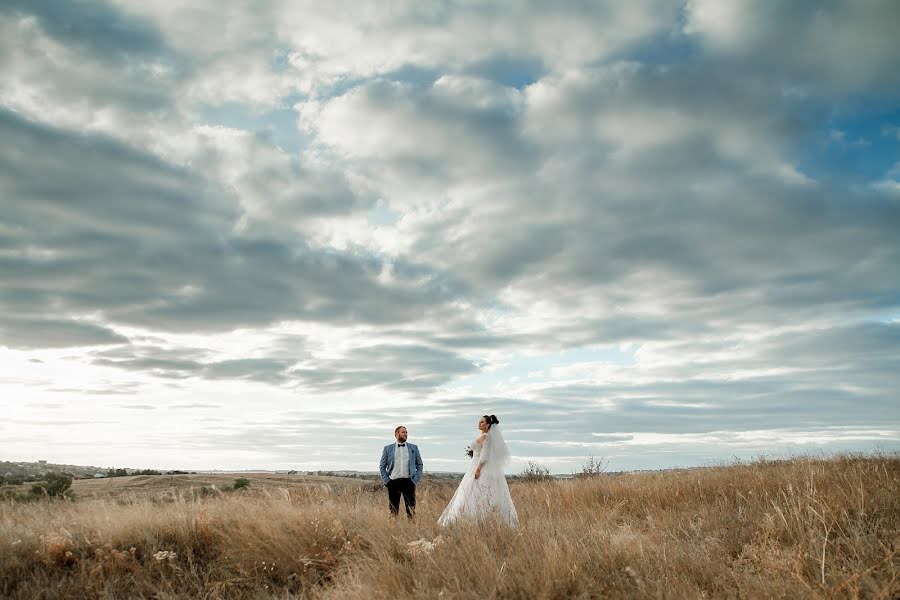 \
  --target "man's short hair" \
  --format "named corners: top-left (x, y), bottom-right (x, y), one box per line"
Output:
top-left (394, 425), bottom-right (406, 436)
